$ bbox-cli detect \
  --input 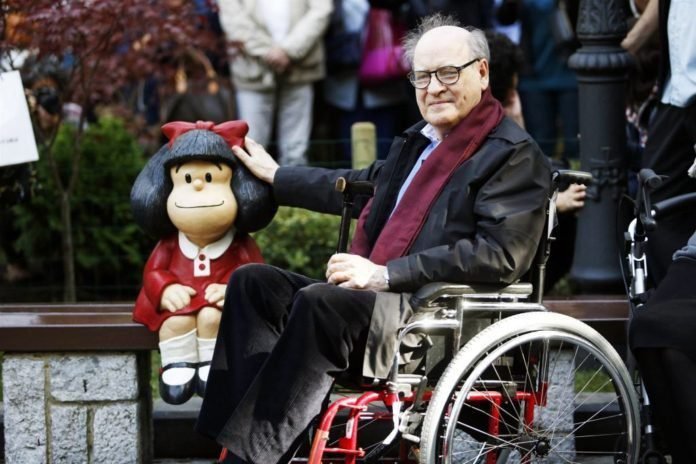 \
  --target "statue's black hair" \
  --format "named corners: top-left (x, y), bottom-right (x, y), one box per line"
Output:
top-left (131, 129), bottom-right (277, 238)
